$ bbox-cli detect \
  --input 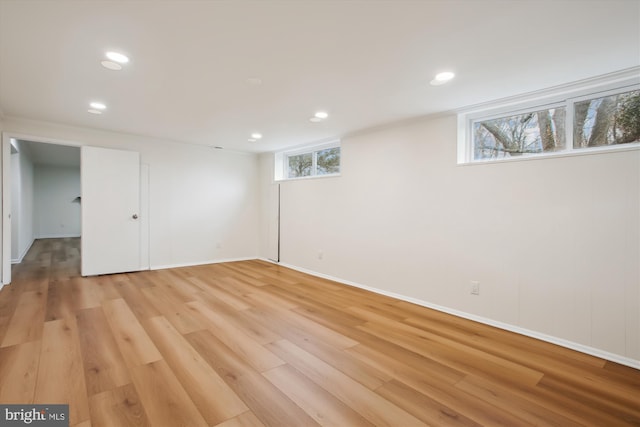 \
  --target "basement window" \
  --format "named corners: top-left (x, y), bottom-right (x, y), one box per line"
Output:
top-left (275, 141), bottom-right (341, 181)
top-left (457, 70), bottom-right (640, 164)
